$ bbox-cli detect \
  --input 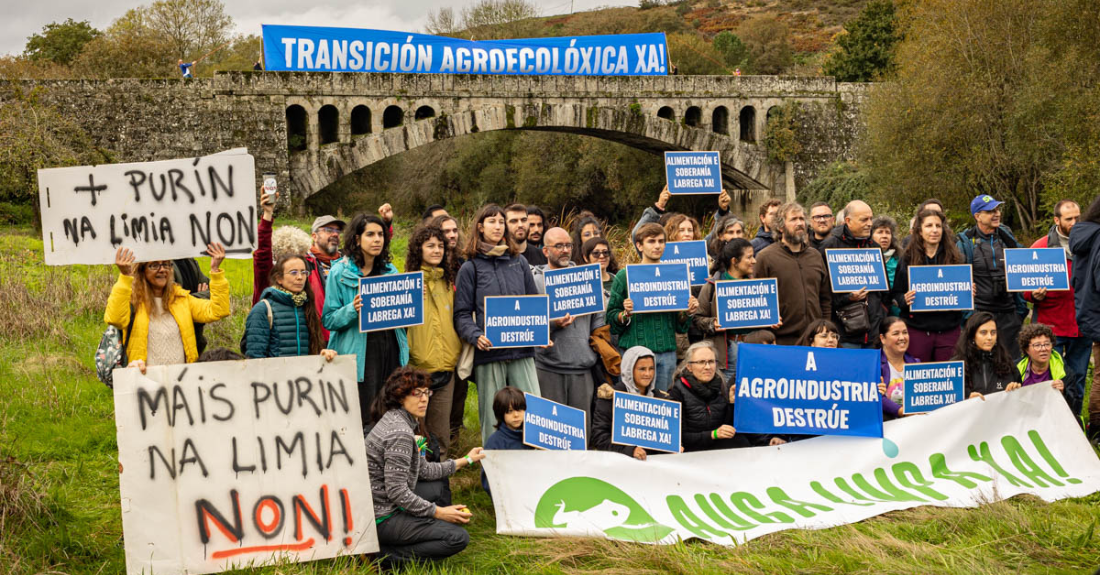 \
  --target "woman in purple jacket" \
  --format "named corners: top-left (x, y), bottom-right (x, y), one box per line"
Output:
top-left (878, 316), bottom-right (921, 420)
